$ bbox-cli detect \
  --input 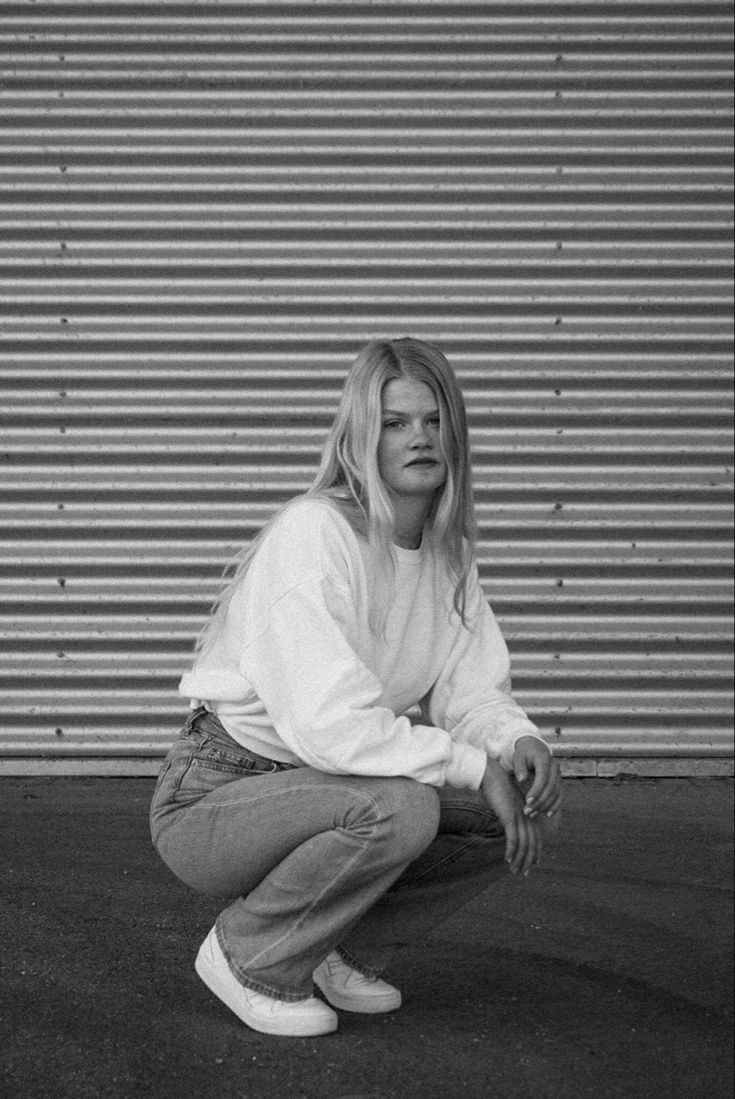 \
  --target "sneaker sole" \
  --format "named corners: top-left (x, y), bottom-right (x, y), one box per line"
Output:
top-left (195, 940), bottom-right (338, 1037)
top-left (313, 975), bottom-right (402, 1015)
